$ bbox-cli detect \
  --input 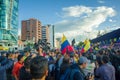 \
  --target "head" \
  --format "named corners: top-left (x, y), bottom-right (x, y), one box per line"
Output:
top-left (7, 52), bottom-right (15, 60)
top-left (101, 55), bottom-right (110, 64)
top-left (78, 56), bottom-right (88, 69)
top-left (36, 45), bottom-right (43, 52)
top-left (17, 55), bottom-right (24, 63)
top-left (63, 55), bottom-right (70, 64)
top-left (24, 51), bottom-right (30, 57)
top-left (51, 51), bottom-right (55, 57)
top-left (30, 56), bottom-right (48, 80)
top-left (15, 52), bottom-right (20, 58)
top-left (96, 55), bottom-right (109, 66)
